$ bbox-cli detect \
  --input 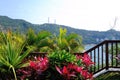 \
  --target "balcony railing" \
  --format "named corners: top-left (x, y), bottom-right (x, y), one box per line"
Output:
top-left (84, 40), bottom-right (120, 77)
